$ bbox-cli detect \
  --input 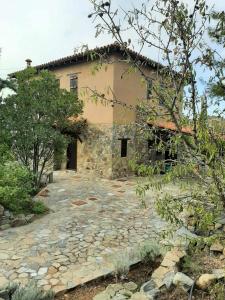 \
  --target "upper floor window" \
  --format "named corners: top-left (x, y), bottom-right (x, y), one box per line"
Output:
top-left (70, 74), bottom-right (78, 93)
top-left (147, 80), bottom-right (153, 99)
